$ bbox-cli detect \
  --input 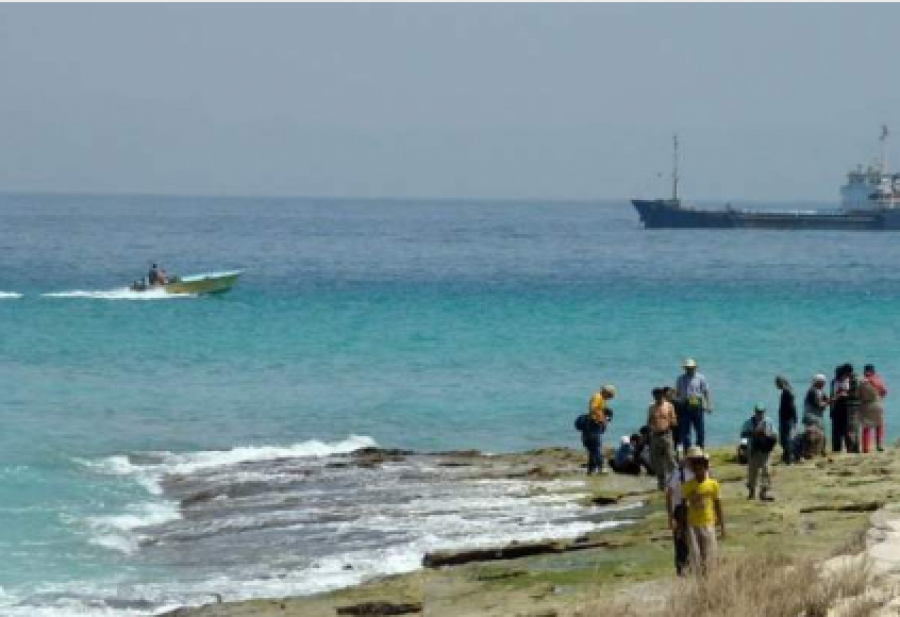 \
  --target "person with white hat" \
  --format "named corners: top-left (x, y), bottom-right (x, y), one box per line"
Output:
top-left (803, 374), bottom-right (830, 430)
top-left (675, 358), bottom-right (712, 450)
